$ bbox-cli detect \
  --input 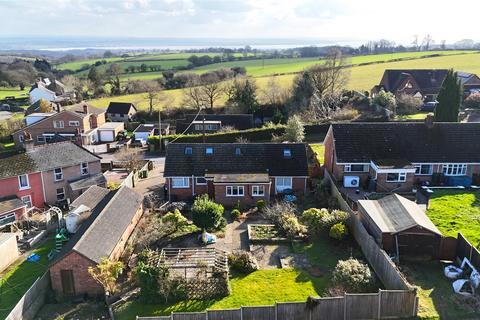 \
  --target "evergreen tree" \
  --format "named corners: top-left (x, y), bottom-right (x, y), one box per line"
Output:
top-left (283, 115), bottom-right (305, 142)
top-left (435, 69), bottom-right (461, 122)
